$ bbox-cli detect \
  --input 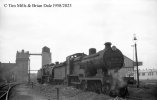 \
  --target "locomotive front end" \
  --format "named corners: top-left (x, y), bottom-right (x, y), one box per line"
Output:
top-left (102, 42), bottom-right (124, 71)
top-left (102, 42), bottom-right (128, 97)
